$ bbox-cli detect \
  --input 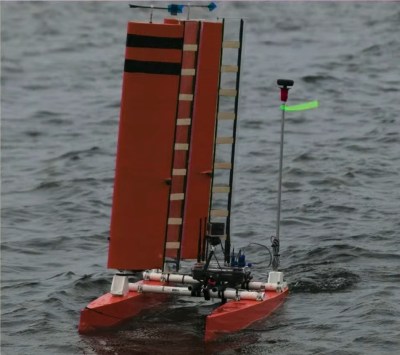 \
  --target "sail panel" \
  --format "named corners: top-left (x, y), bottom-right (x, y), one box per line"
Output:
top-left (165, 21), bottom-right (200, 259)
top-left (108, 22), bottom-right (184, 270)
top-left (181, 22), bottom-right (223, 259)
